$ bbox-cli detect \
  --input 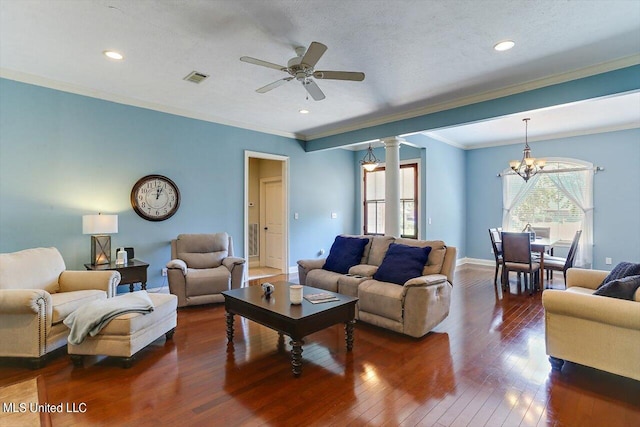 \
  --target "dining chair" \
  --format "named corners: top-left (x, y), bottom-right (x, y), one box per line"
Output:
top-left (542, 230), bottom-right (582, 285)
top-left (488, 228), bottom-right (503, 291)
top-left (501, 232), bottom-right (541, 295)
